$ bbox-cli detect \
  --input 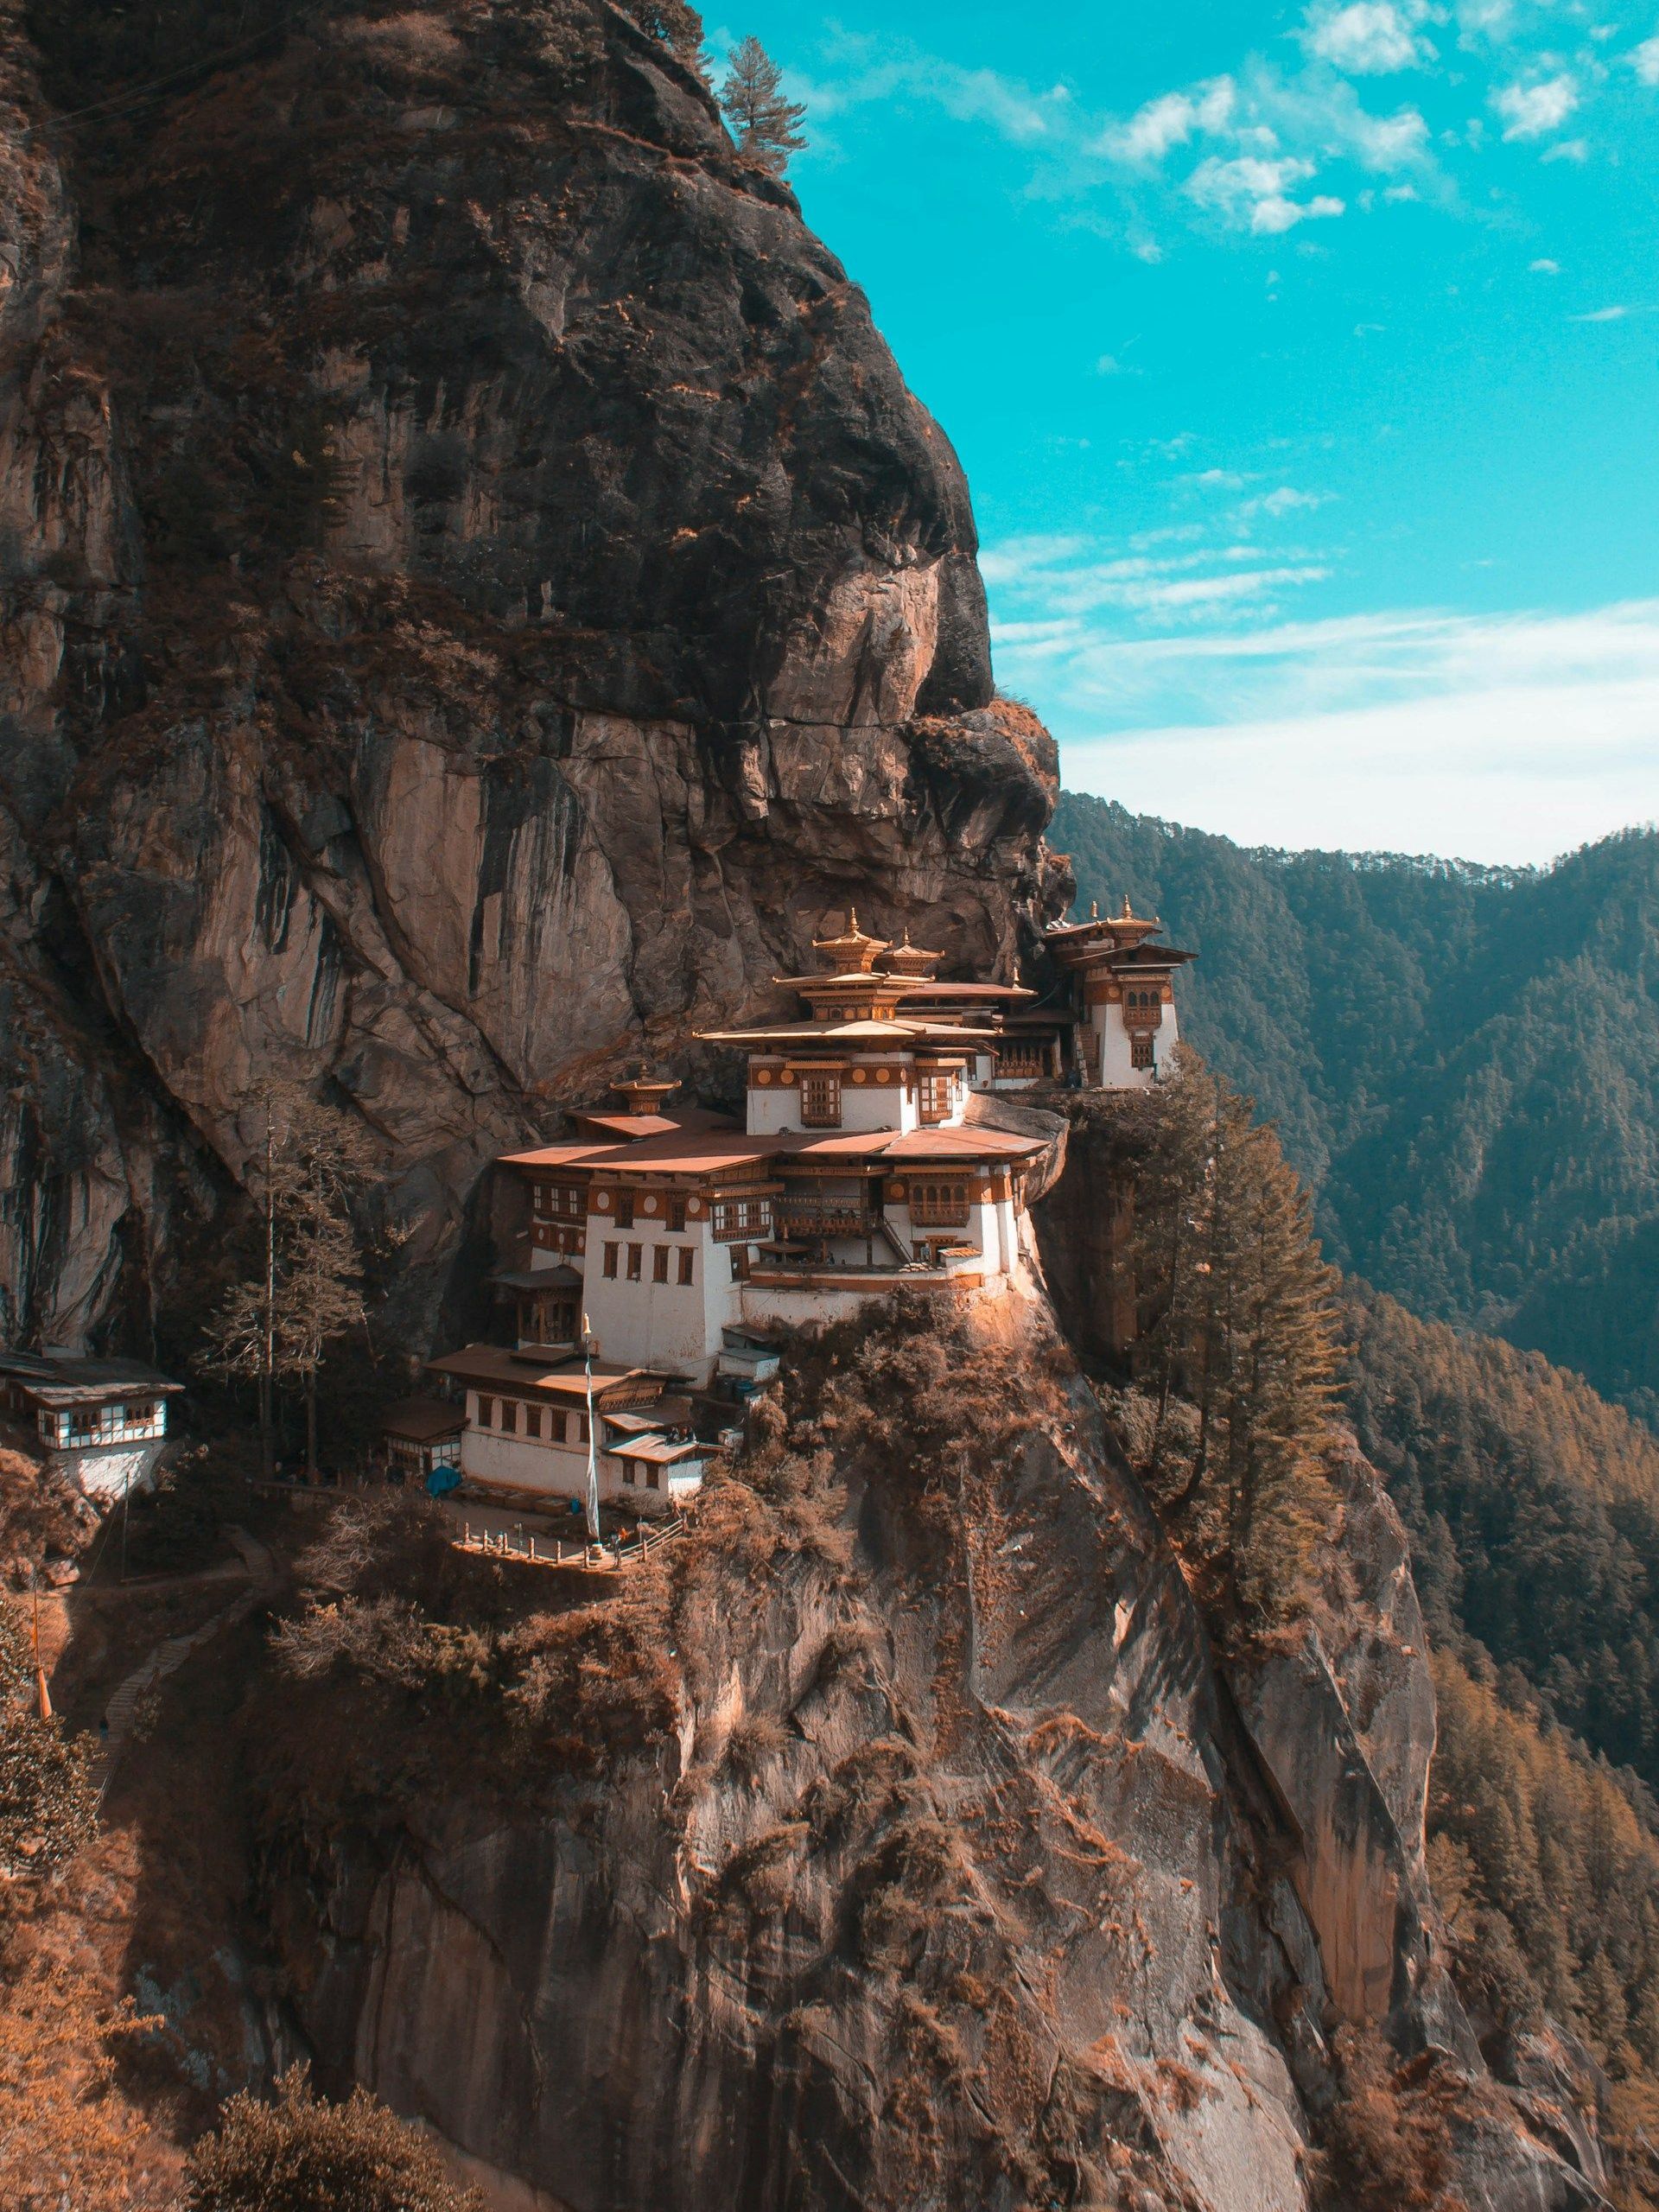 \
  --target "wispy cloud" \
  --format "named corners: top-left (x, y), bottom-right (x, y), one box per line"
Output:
top-left (1631, 36), bottom-right (1659, 87)
top-left (1302, 2), bottom-right (1436, 76)
top-left (1529, 256), bottom-right (1560, 272)
top-left (1491, 73), bottom-right (1580, 140)
top-left (1102, 78), bottom-right (1236, 162)
top-left (1186, 153), bottom-right (1345, 233)
top-left (1569, 303), bottom-right (1630, 321)
top-left (1027, 601), bottom-right (1659, 864)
